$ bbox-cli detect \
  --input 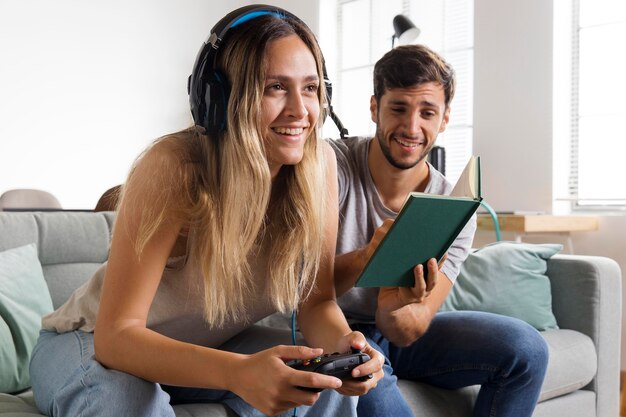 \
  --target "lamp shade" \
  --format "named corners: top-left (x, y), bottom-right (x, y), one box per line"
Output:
top-left (393, 15), bottom-right (420, 45)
